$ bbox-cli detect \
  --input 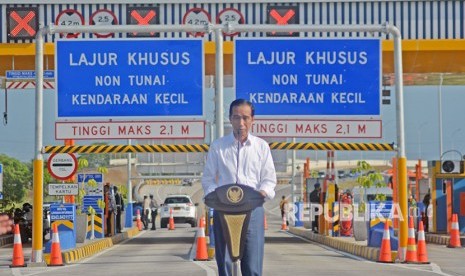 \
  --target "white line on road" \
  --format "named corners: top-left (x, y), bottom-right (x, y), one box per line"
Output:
top-left (285, 231), bottom-right (453, 275)
top-left (16, 231), bottom-right (146, 276)
top-left (189, 230), bottom-right (216, 276)
top-left (192, 261), bottom-right (217, 276)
